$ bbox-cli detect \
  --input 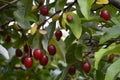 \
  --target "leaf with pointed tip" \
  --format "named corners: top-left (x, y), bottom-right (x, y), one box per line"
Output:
top-left (55, 0), bottom-right (66, 11)
top-left (95, 43), bottom-right (120, 69)
top-left (105, 59), bottom-right (120, 80)
top-left (78, 0), bottom-right (95, 19)
top-left (0, 45), bottom-right (9, 60)
top-left (63, 12), bottom-right (82, 39)
top-left (14, 2), bottom-right (30, 29)
top-left (74, 45), bottom-right (83, 61)
top-left (100, 25), bottom-right (120, 44)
